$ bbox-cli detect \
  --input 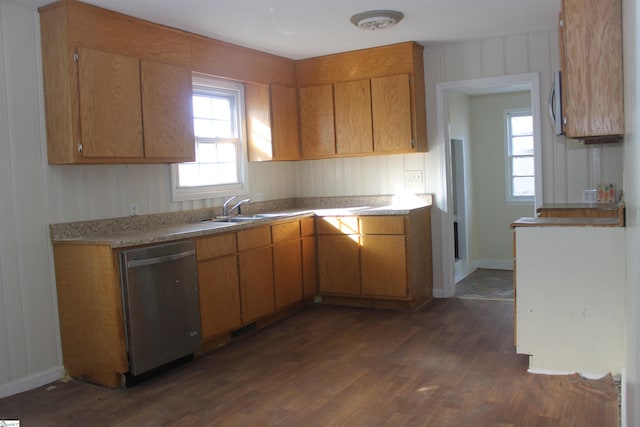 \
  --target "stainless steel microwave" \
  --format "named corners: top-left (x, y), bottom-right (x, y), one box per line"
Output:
top-left (549, 70), bottom-right (564, 135)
